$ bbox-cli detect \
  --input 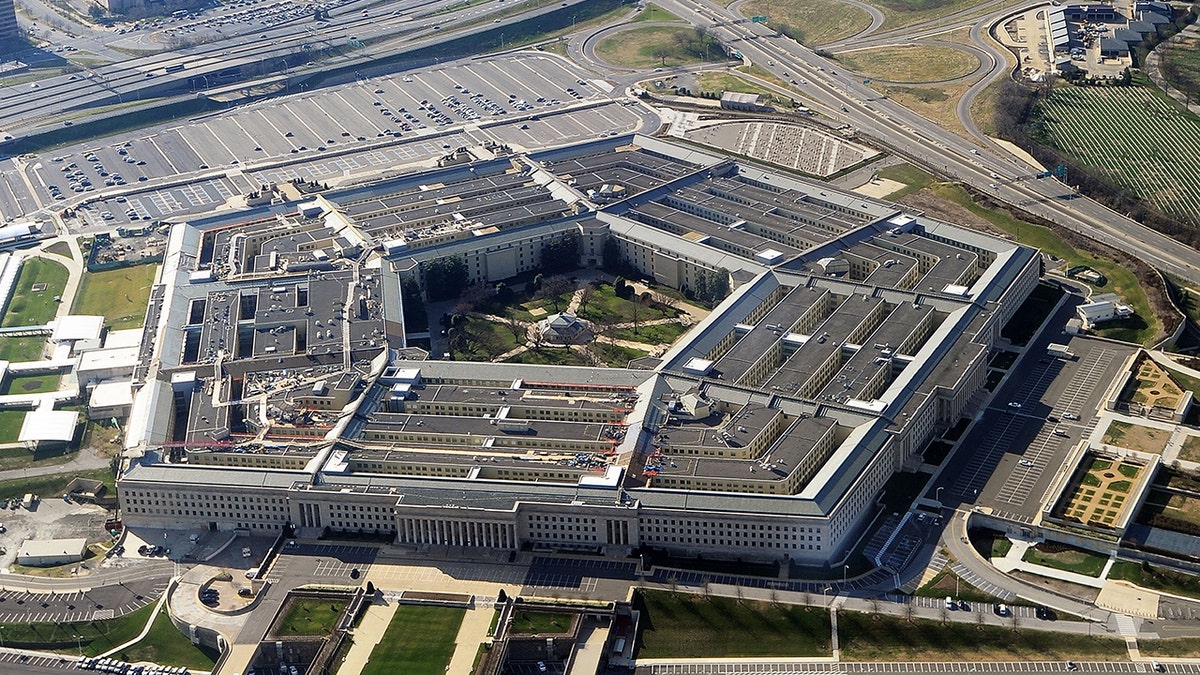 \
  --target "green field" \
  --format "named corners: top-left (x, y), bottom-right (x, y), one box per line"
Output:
top-left (509, 610), bottom-right (571, 634)
top-left (111, 606), bottom-right (216, 670)
top-left (0, 336), bottom-right (47, 362)
top-left (594, 26), bottom-right (725, 69)
top-left (835, 45), bottom-right (978, 83)
top-left (0, 373), bottom-right (61, 395)
top-left (504, 347), bottom-right (590, 366)
top-left (741, 0), bottom-right (872, 46)
top-left (0, 467), bottom-right (114, 505)
top-left (1109, 560), bottom-right (1200, 600)
top-left (1021, 543), bottom-right (1109, 578)
top-left (635, 590), bottom-right (830, 658)
top-left (277, 597), bottom-right (347, 636)
top-left (3, 258), bottom-right (69, 328)
top-left (0, 600), bottom-right (154, 655)
top-left (838, 610), bottom-right (1126, 661)
top-left (71, 263), bottom-right (158, 329)
top-left (0, 410), bottom-right (25, 443)
top-left (362, 605), bottom-right (465, 675)
top-left (1034, 84), bottom-right (1200, 226)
